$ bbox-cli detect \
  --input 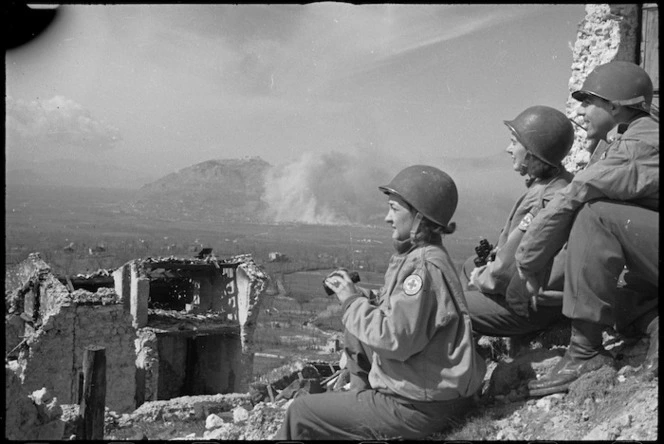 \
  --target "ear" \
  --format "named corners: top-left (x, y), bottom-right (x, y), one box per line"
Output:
top-left (607, 101), bottom-right (621, 116)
